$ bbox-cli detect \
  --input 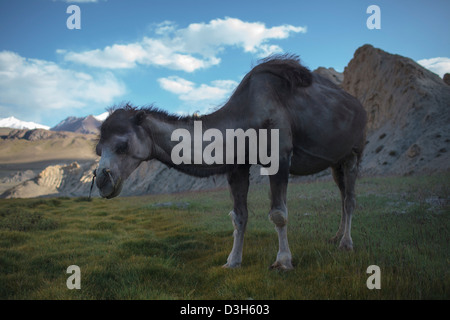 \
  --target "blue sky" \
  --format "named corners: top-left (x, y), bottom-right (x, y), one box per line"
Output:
top-left (0, 0), bottom-right (449, 127)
